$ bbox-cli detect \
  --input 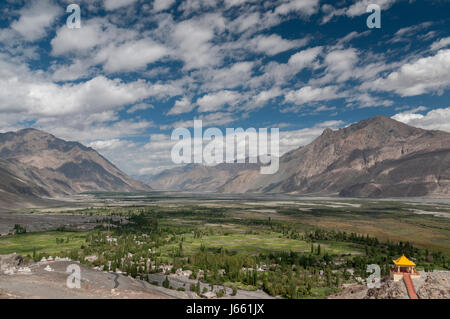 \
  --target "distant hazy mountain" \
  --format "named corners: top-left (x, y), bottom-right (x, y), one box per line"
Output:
top-left (148, 116), bottom-right (450, 198)
top-left (148, 162), bottom-right (261, 192)
top-left (0, 128), bottom-right (150, 210)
